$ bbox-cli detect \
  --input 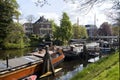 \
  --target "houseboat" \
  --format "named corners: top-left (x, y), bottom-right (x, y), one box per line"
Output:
top-left (100, 41), bottom-right (112, 53)
top-left (63, 42), bottom-right (100, 60)
top-left (63, 44), bottom-right (83, 60)
top-left (86, 42), bottom-right (100, 57)
top-left (0, 48), bottom-right (65, 80)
